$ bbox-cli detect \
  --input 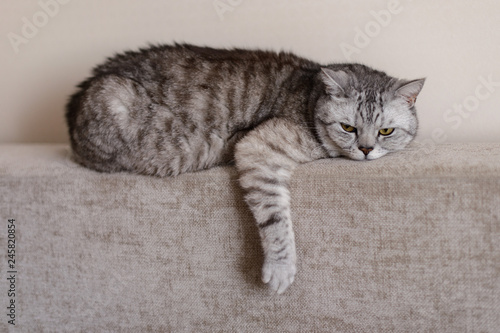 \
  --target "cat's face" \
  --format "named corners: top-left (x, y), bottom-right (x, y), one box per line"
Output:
top-left (314, 67), bottom-right (425, 161)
